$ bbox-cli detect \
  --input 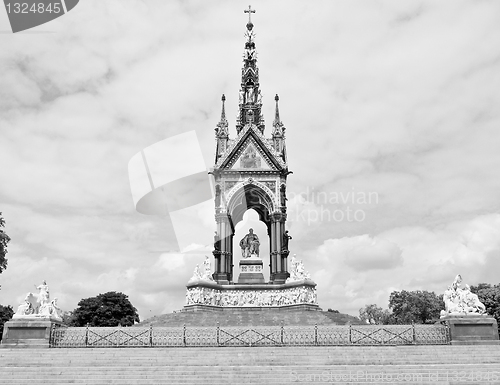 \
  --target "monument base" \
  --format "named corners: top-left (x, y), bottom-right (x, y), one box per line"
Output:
top-left (1, 317), bottom-right (65, 348)
top-left (185, 279), bottom-right (318, 309)
top-left (439, 315), bottom-right (500, 345)
top-left (238, 257), bottom-right (265, 284)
